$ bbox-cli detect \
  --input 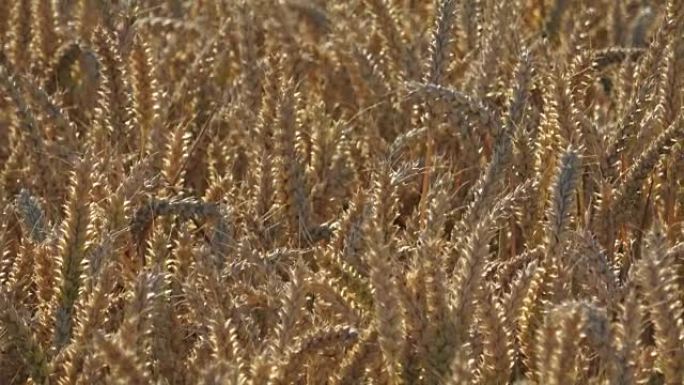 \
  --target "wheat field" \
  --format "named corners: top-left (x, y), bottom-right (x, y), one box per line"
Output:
top-left (0, 0), bottom-right (683, 384)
